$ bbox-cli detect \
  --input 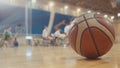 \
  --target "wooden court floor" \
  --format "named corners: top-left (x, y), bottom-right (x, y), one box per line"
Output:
top-left (0, 43), bottom-right (120, 68)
